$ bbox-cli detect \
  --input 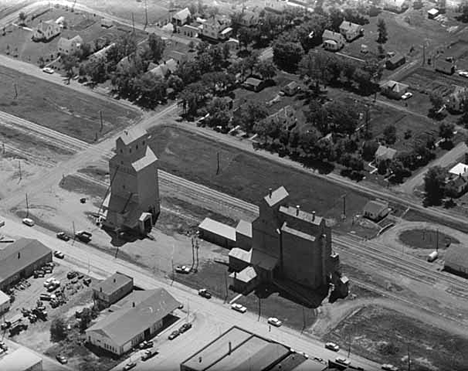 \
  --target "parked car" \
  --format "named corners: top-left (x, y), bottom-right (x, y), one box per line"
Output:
top-left (138, 340), bottom-right (153, 350)
top-left (75, 231), bottom-right (92, 243)
top-left (314, 356), bottom-right (325, 364)
top-left (267, 317), bottom-right (282, 327)
top-left (54, 251), bottom-right (65, 259)
top-left (231, 303), bottom-right (247, 313)
top-left (123, 361), bottom-right (136, 370)
top-left (142, 348), bottom-right (158, 361)
top-left (336, 357), bottom-right (351, 366)
top-left (56, 232), bottom-right (70, 241)
top-left (42, 67), bottom-right (54, 74)
top-left (67, 271), bottom-right (78, 279)
top-left (83, 277), bottom-right (92, 286)
top-left (325, 342), bottom-right (340, 352)
top-left (458, 71), bottom-right (468, 78)
top-left (179, 323), bottom-right (192, 333)
top-left (381, 365), bottom-right (399, 371)
top-left (34, 270), bottom-right (45, 278)
top-left (198, 289), bottom-right (212, 299)
top-left (22, 218), bottom-right (35, 227)
top-left (401, 92), bottom-right (413, 100)
top-left (56, 355), bottom-right (68, 364)
top-left (168, 330), bottom-right (180, 340)
top-left (175, 265), bottom-right (191, 274)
